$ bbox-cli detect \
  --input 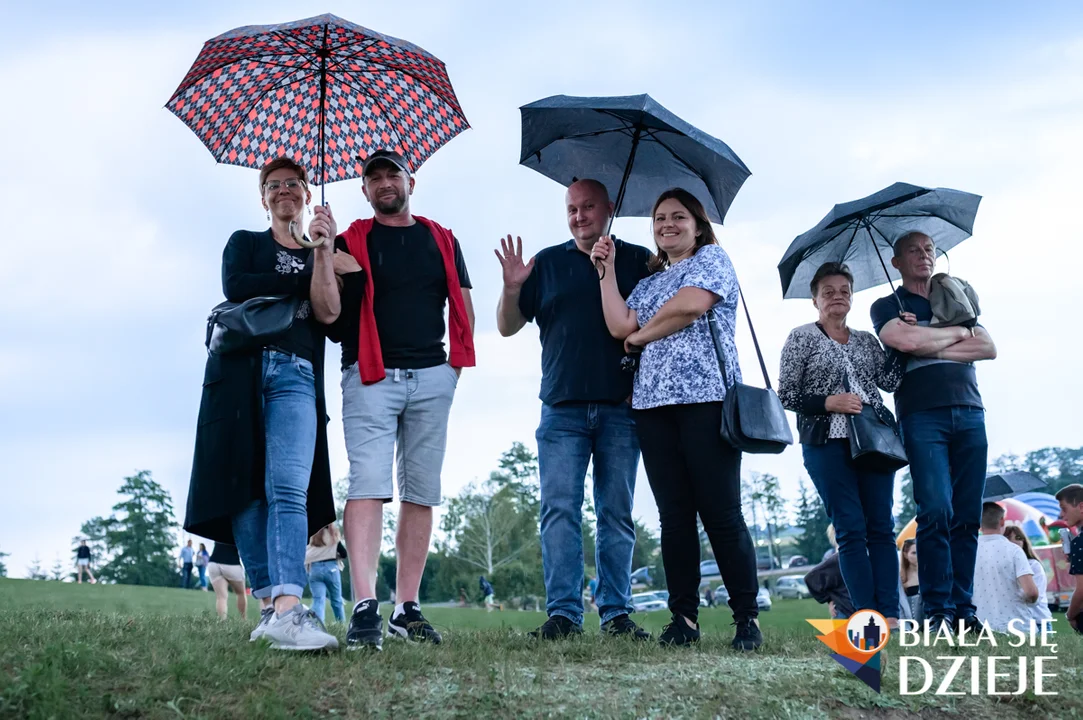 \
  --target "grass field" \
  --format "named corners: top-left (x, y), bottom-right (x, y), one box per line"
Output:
top-left (1, 578), bottom-right (1080, 719)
